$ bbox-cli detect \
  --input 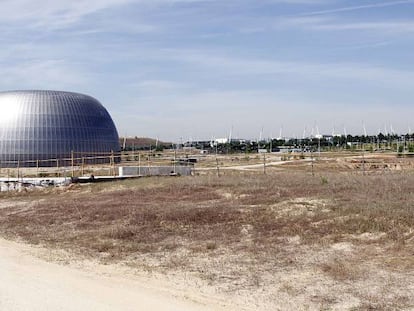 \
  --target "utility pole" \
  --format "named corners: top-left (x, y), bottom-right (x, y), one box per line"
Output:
top-left (173, 148), bottom-right (177, 175)
top-left (318, 138), bottom-right (321, 159)
top-left (71, 150), bottom-right (74, 178)
top-left (215, 143), bottom-right (220, 177)
top-left (311, 149), bottom-right (314, 177)
top-left (111, 150), bottom-right (115, 176)
top-left (362, 145), bottom-right (366, 175)
top-left (138, 152), bottom-right (141, 176)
